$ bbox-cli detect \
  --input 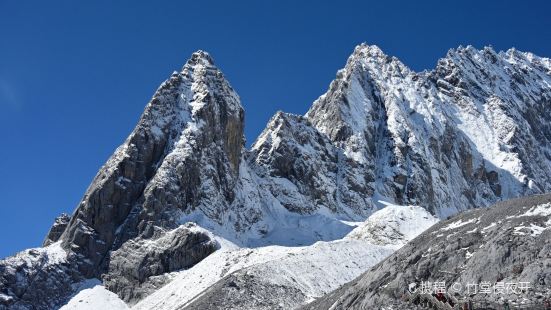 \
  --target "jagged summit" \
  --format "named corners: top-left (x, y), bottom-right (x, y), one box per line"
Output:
top-left (349, 43), bottom-right (551, 77)
top-left (307, 43), bottom-right (551, 214)
top-left (338, 43), bottom-right (409, 83)
top-left (349, 43), bottom-right (386, 59)
top-left (55, 50), bottom-right (245, 282)
top-left (184, 50), bottom-right (216, 68)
